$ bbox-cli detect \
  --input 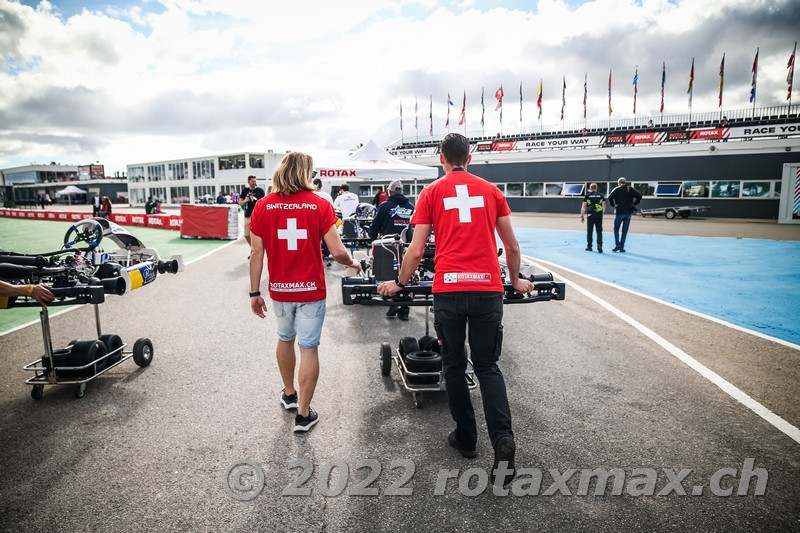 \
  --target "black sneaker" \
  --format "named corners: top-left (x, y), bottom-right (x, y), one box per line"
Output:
top-left (385, 306), bottom-right (399, 318)
top-left (598, 247), bottom-right (603, 253)
top-left (490, 436), bottom-right (516, 487)
top-left (397, 306), bottom-right (410, 321)
top-left (612, 246), bottom-right (620, 252)
top-left (585, 246), bottom-right (592, 251)
top-left (448, 431), bottom-right (477, 459)
top-left (294, 408), bottom-right (319, 432)
top-left (281, 389), bottom-right (298, 410)
top-left (619, 248), bottom-right (626, 253)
